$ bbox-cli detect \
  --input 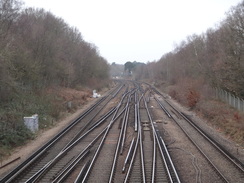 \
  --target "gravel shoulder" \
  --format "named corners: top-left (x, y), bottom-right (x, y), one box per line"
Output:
top-left (1, 87), bottom-right (243, 180)
top-left (153, 94), bottom-right (244, 182)
top-left (167, 96), bottom-right (244, 164)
